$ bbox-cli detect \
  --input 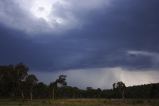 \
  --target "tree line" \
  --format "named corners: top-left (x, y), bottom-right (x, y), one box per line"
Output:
top-left (0, 63), bottom-right (159, 100)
